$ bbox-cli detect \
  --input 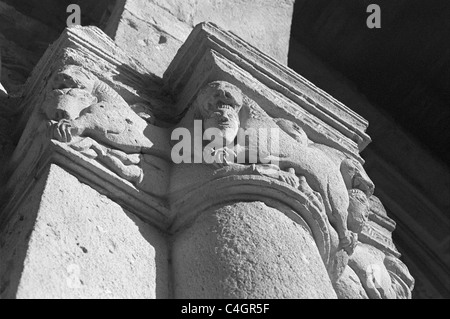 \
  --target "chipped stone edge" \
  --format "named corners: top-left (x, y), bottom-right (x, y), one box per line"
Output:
top-left (0, 139), bottom-right (172, 233)
top-left (169, 174), bottom-right (334, 267)
top-left (164, 22), bottom-right (371, 152)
